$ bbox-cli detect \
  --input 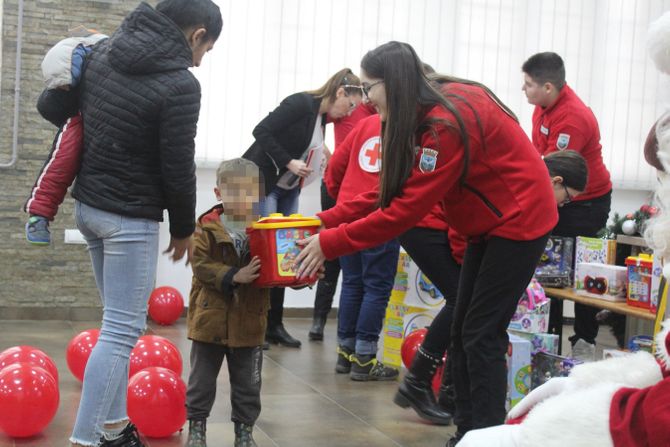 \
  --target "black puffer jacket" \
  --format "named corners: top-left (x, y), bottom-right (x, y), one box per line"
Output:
top-left (72, 2), bottom-right (199, 238)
